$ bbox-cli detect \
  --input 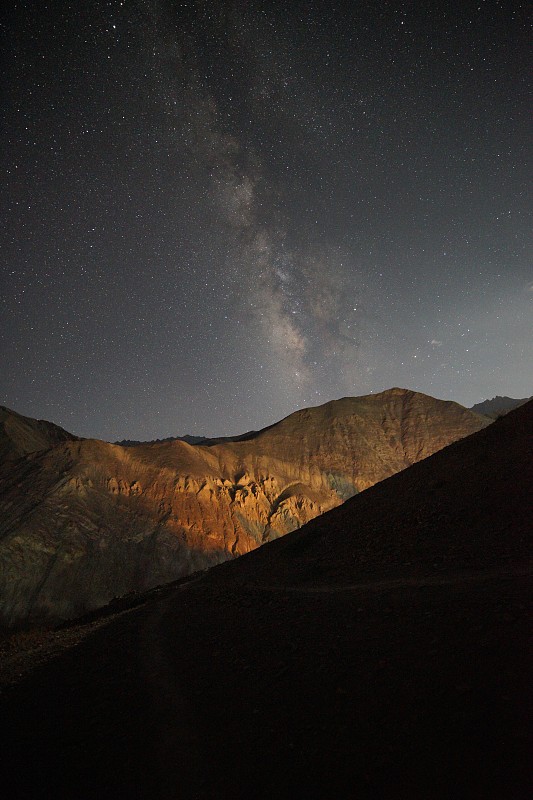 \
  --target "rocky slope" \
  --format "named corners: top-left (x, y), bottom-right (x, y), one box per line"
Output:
top-left (224, 398), bottom-right (532, 587)
top-left (0, 405), bottom-right (78, 461)
top-left (0, 401), bottom-right (530, 800)
top-left (0, 388), bottom-right (490, 627)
